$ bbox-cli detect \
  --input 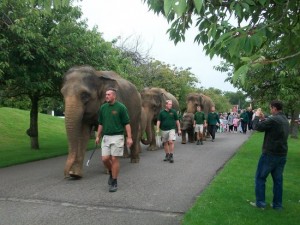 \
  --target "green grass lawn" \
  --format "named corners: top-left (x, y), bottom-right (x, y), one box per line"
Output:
top-left (0, 107), bottom-right (94, 168)
top-left (182, 132), bottom-right (300, 225)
